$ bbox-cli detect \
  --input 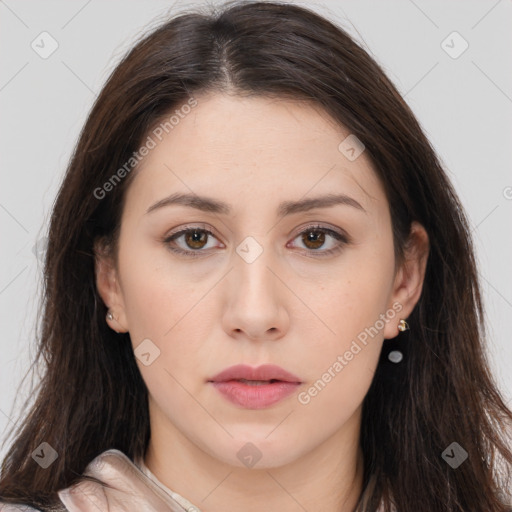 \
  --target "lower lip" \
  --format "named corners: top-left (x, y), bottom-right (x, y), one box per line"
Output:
top-left (210, 380), bottom-right (301, 409)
